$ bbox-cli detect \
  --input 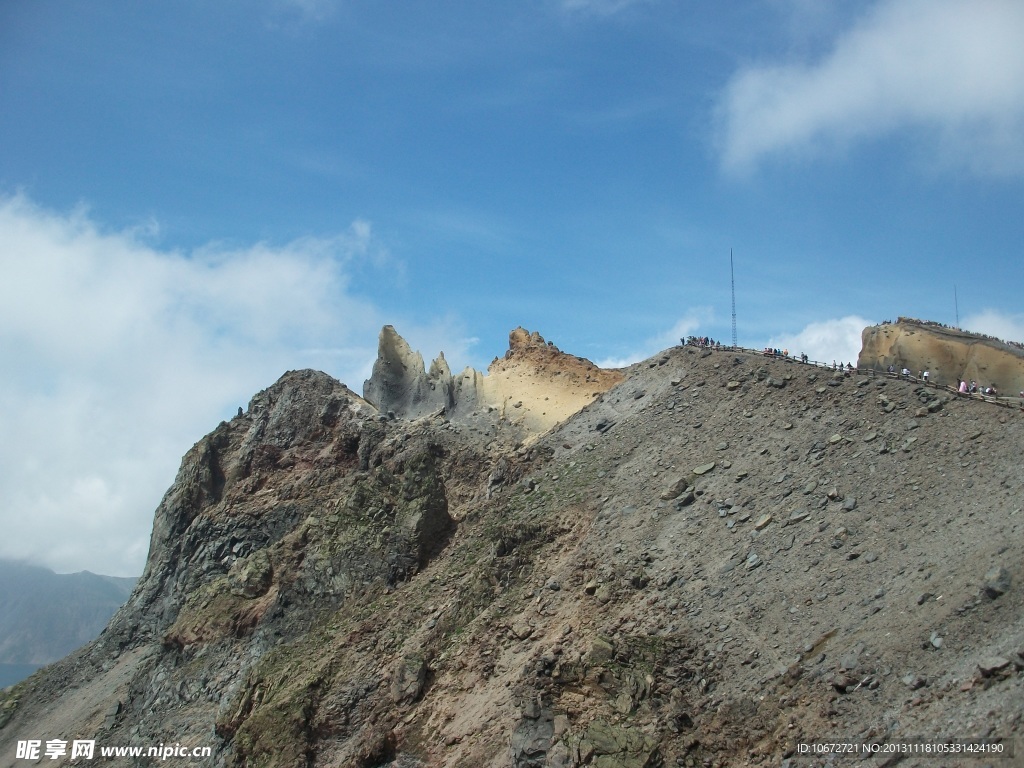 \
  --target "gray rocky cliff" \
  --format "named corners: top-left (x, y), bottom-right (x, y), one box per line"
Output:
top-left (0, 368), bottom-right (467, 767)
